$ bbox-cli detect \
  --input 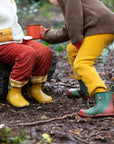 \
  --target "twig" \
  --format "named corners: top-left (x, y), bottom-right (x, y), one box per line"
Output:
top-left (69, 130), bottom-right (89, 144)
top-left (55, 82), bottom-right (75, 87)
top-left (16, 112), bottom-right (76, 126)
top-left (74, 134), bottom-right (89, 144)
